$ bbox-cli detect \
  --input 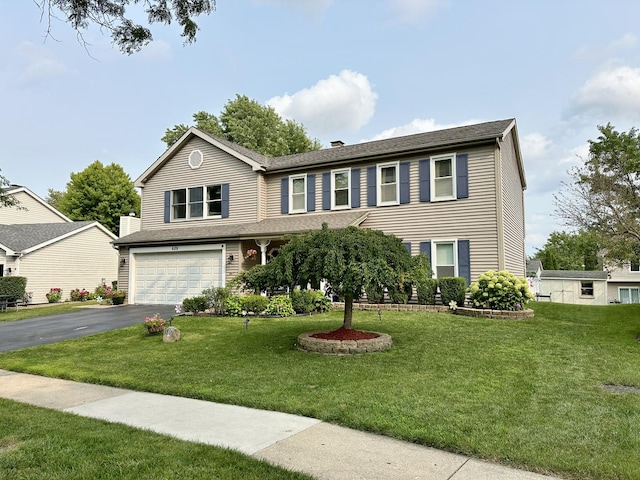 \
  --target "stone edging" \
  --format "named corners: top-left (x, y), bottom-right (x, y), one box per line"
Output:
top-left (454, 306), bottom-right (534, 319)
top-left (297, 331), bottom-right (392, 355)
top-left (330, 302), bottom-right (534, 319)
